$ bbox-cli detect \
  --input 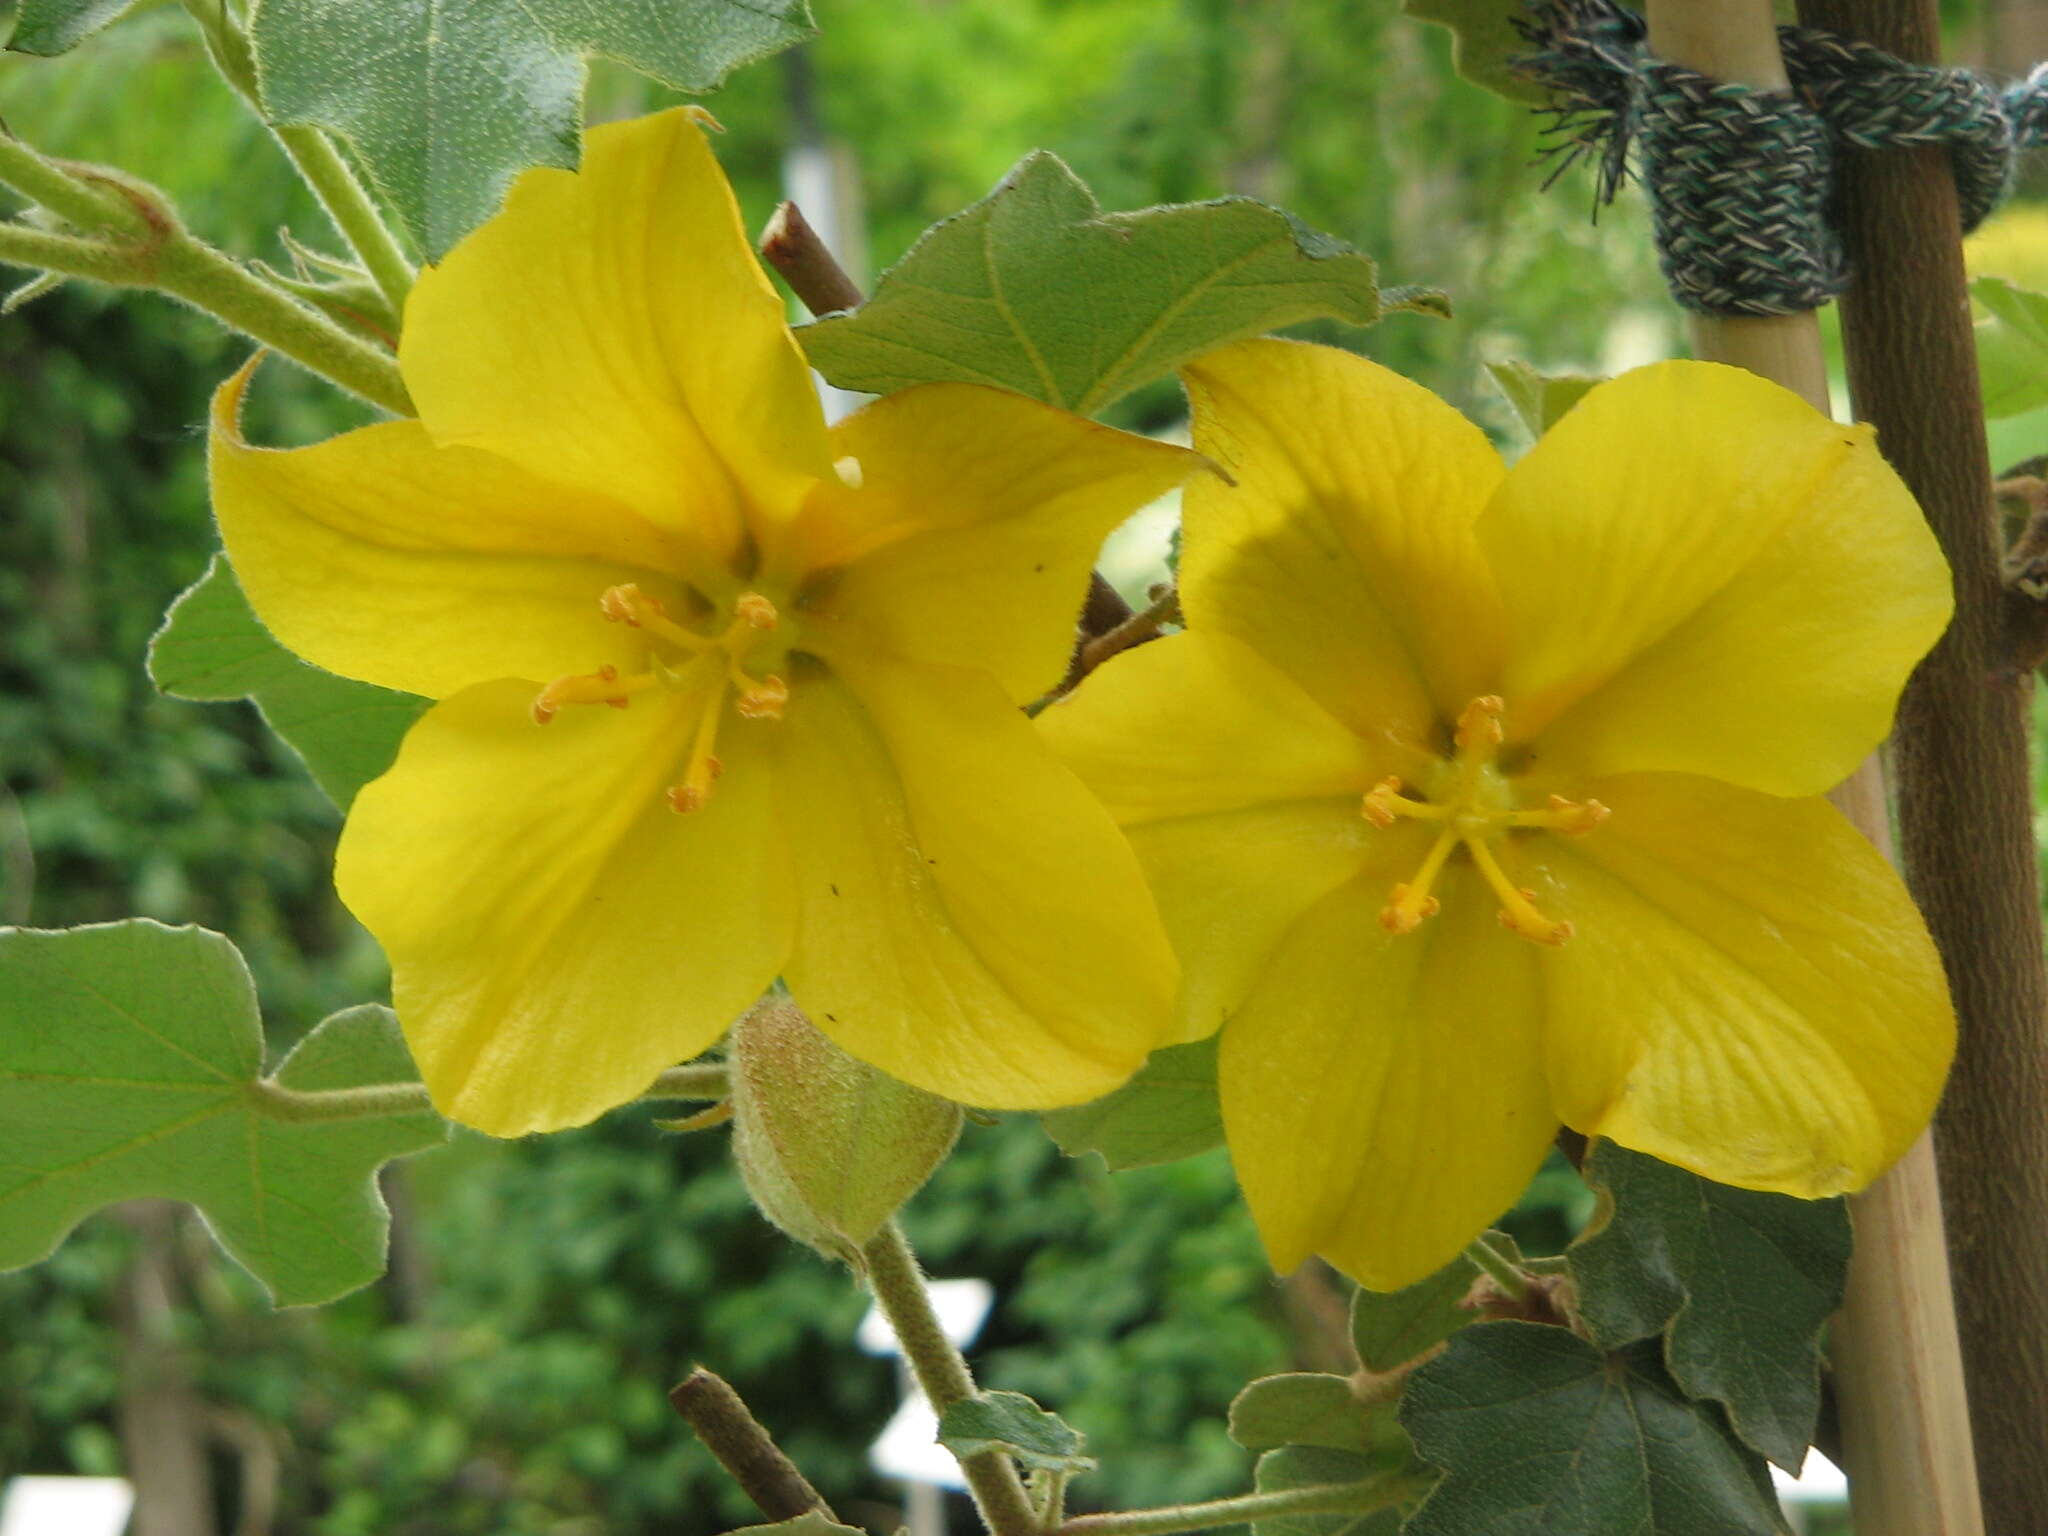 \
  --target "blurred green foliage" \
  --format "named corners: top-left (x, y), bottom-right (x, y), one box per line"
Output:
top-left (0, 1), bottom-right (1652, 1529)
